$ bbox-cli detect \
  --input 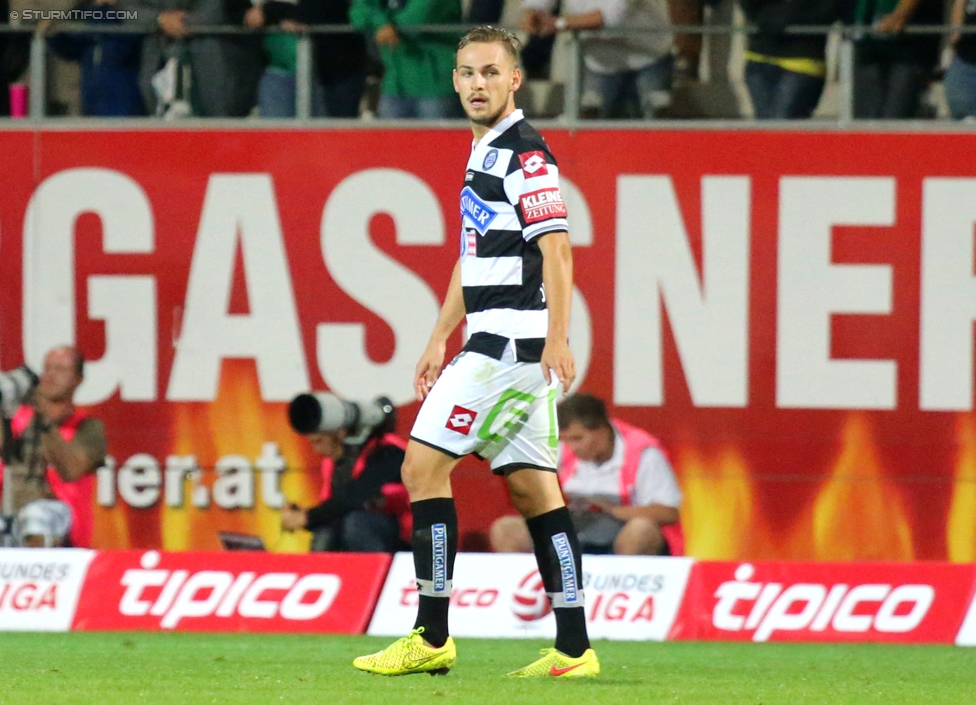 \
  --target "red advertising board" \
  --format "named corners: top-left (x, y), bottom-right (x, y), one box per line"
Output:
top-left (1, 128), bottom-right (976, 560)
top-left (670, 561), bottom-right (976, 644)
top-left (71, 550), bottom-right (390, 633)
